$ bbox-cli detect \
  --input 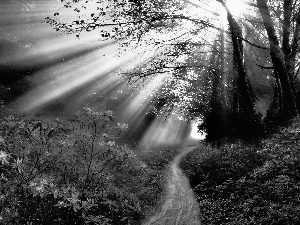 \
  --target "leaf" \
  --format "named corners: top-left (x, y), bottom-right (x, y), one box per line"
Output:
top-left (72, 203), bottom-right (81, 212)
top-left (0, 150), bottom-right (9, 165)
top-left (53, 189), bottom-right (59, 199)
